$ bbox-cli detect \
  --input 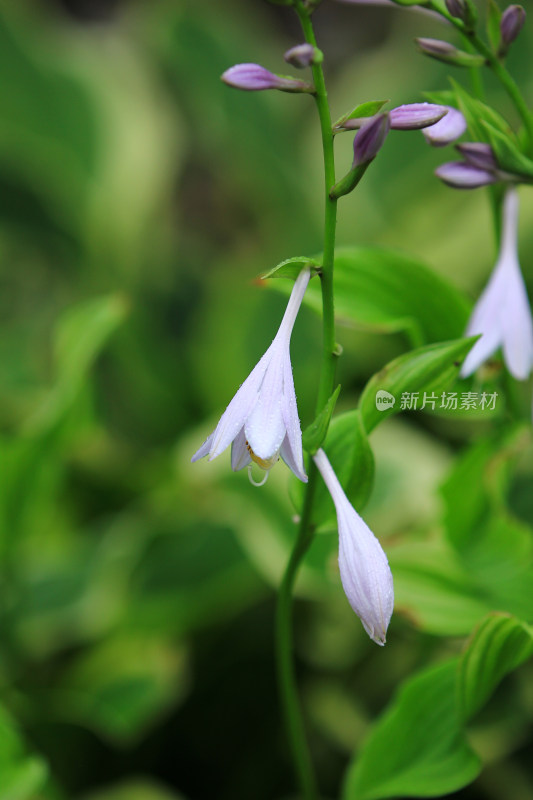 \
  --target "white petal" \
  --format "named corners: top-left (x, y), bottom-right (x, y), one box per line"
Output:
top-left (313, 448), bottom-right (393, 645)
top-left (231, 427), bottom-right (252, 471)
top-left (460, 262), bottom-right (507, 377)
top-left (191, 432), bottom-right (214, 462)
top-left (422, 106), bottom-right (466, 146)
top-left (280, 436), bottom-right (308, 483)
top-left (280, 350), bottom-right (307, 482)
top-left (245, 342), bottom-right (287, 460)
top-left (502, 259), bottom-right (533, 379)
top-left (209, 345), bottom-right (273, 459)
